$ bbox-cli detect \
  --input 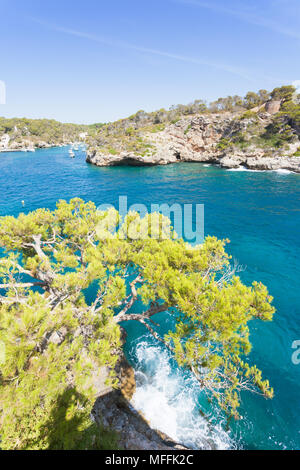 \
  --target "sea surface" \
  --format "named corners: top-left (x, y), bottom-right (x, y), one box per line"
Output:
top-left (0, 146), bottom-right (299, 450)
